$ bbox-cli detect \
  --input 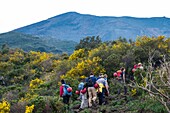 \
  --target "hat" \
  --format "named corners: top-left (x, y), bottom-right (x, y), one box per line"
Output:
top-left (100, 75), bottom-right (104, 78)
top-left (104, 74), bottom-right (107, 77)
top-left (61, 79), bottom-right (65, 84)
top-left (138, 63), bottom-right (142, 66)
